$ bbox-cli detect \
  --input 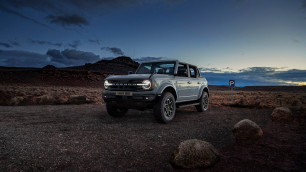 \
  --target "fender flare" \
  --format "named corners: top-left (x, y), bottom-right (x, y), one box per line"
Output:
top-left (157, 83), bottom-right (178, 100)
top-left (198, 86), bottom-right (209, 98)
